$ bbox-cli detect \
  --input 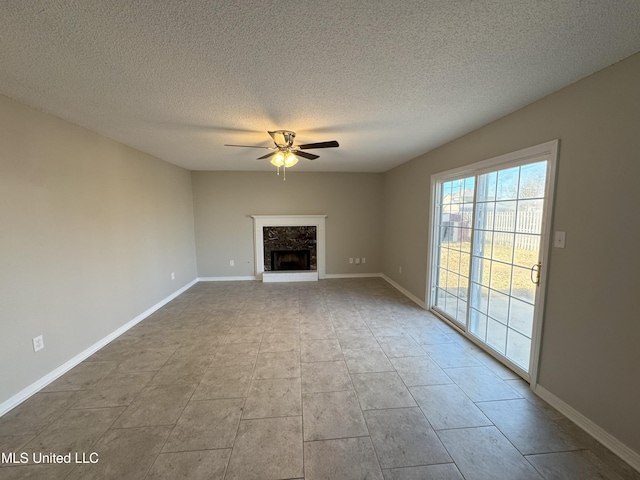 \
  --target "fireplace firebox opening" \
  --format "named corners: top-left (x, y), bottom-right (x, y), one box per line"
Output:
top-left (271, 250), bottom-right (311, 271)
